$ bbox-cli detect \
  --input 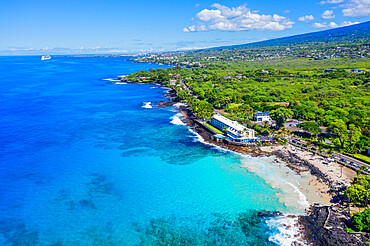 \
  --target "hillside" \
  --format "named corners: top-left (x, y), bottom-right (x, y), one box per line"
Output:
top-left (209, 21), bottom-right (370, 51)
